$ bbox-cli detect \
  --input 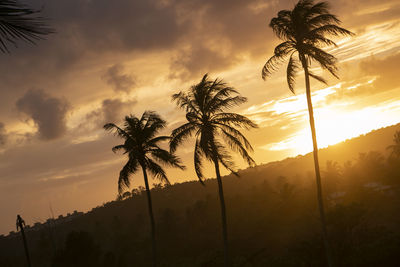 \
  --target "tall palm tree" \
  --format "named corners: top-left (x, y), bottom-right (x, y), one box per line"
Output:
top-left (104, 111), bottom-right (184, 267)
top-left (262, 1), bottom-right (353, 266)
top-left (0, 0), bottom-right (54, 52)
top-left (171, 74), bottom-right (257, 266)
top-left (16, 214), bottom-right (31, 267)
